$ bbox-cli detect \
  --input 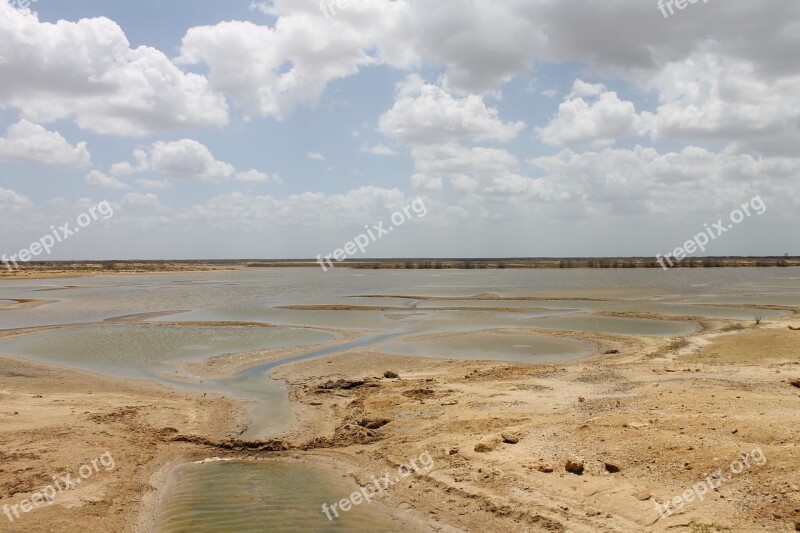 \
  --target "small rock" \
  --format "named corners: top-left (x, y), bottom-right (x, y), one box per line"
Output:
top-left (537, 465), bottom-right (554, 473)
top-left (565, 459), bottom-right (584, 475)
top-left (731, 428), bottom-right (738, 434)
top-left (383, 370), bottom-right (399, 379)
top-left (578, 396), bottom-right (585, 403)
top-left (474, 438), bottom-right (499, 453)
top-left (633, 490), bottom-right (651, 501)
top-left (790, 379), bottom-right (800, 389)
top-left (358, 418), bottom-right (391, 430)
top-left (604, 462), bottom-right (620, 473)
top-left (604, 349), bottom-right (620, 354)
top-left (448, 447), bottom-right (459, 455)
top-left (501, 432), bottom-right (520, 444)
